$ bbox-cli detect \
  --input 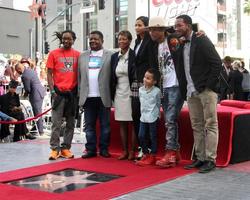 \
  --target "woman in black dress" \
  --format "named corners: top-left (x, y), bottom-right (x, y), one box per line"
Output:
top-left (131, 16), bottom-right (158, 159)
